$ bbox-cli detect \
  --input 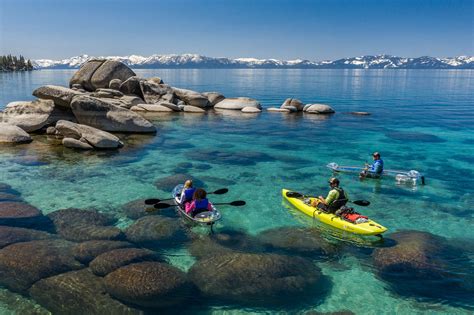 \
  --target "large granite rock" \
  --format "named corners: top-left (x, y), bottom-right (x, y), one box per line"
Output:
top-left (0, 202), bottom-right (44, 228)
top-left (304, 104), bottom-right (335, 114)
top-left (183, 105), bottom-right (205, 113)
top-left (0, 239), bottom-right (83, 293)
top-left (90, 60), bottom-right (136, 90)
top-left (104, 262), bottom-right (191, 308)
top-left (109, 78), bottom-right (122, 90)
top-left (0, 123), bottom-right (32, 143)
top-left (32, 85), bottom-right (83, 108)
top-left (56, 120), bottom-right (124, 149)
top-left (62, 138), bottom-right (94, 150)
top-left (173, 88), bottom-right (210, 108)
top-left (125, 216), bottom-right (186, 249)
top-left (69, 59), bottom-right (105, 91)
top-left (119, 76), bottom-right (144, 99)
top-left (70, 95), bottom-right (156, 133)
top-left (214, 97), bottom-right (261, 110)
top-left (139, 81), bottom-right (174, 104)
top-left (72, 240), bottom-right (134, 264)
top-left (281, 98), bottom-right (304, 111)
top-left (189, 253), bottom-right (323, 305)
top-left (30, 268), bottom-right (141, 315)
top-left (267, 107), bottom-right (290, 113)
top-left (203, 92), bottom-right (225, 106)
top-left (0, 226), bottom-right (56, 249)
top-left (90, 248), bottom-right (162, 276)
top-left (2, 99), bottom-right (75, 132)
top-left (131, 104), bottom-right (173, 112)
